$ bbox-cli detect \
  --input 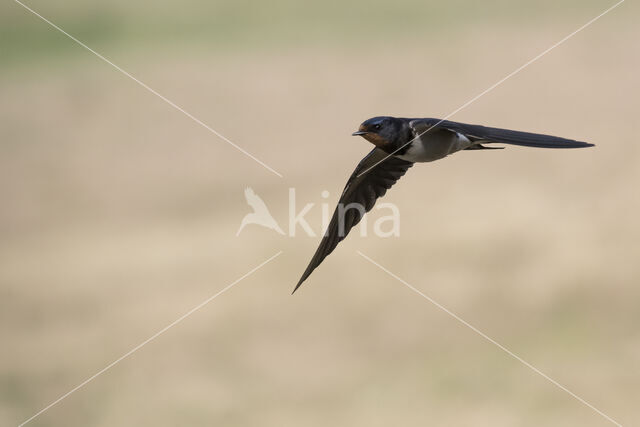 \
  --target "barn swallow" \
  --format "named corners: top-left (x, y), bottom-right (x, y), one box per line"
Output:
top-left (292, 116), bottom-right (593, 294)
